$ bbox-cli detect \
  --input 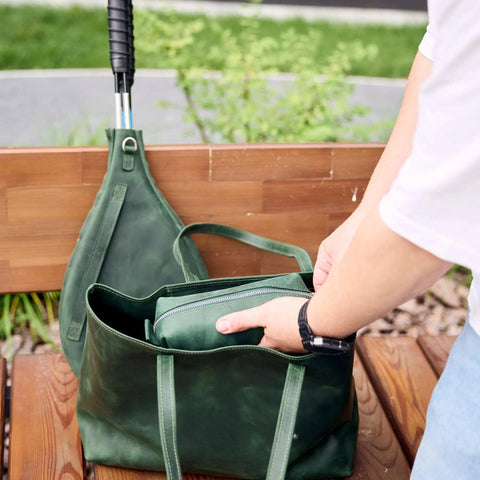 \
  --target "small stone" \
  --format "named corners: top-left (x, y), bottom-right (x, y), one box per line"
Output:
top-left (446, 324), bottom-right (463, 336)
top-left (47, 321), bottom-right (61, 349)
top-left (405, 326), bottom-right (422, 338)
top-left (0, 335), bottom-right (23, 358)
top-left (429, 276), bottom-right (463, 308)
top-left (442, 308), bottom-right (467, 328)
top-left (17, 333), bottom-right (35, 355)
top-left (369, 318), bottom-right (394, 335)
top-left (392, 311), bottom-right (412, 331)
top-left (397, 298), bottom-right (421, 316)
top-left (34, 342), bottom-right (58, 355)
top-left (424, 305), bottom-right (445, 335)
top-left (456, 284), bottom-right (470, 307)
